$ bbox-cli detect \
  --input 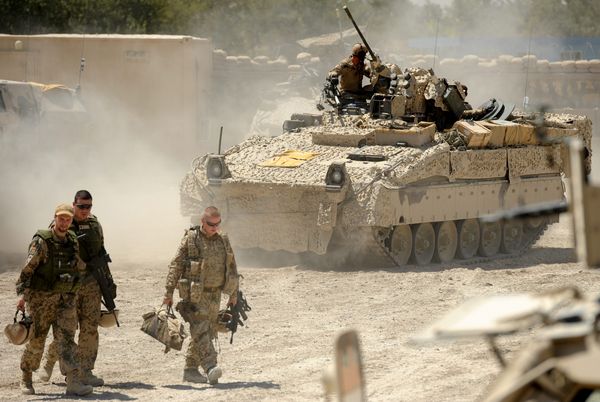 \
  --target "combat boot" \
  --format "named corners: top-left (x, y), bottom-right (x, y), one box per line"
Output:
top-left (20, 370), bottom-right (35, 395)
top-left (183, 368), bottom-right (207, 383)
top-left (66, 372), bottom-right (93, 396)
top-left (81, 370), bottom-right (104, 386)
top-left (207, 366), bottom-right (222, 385)
top-left (38, 361), bottom-right (54, 382)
